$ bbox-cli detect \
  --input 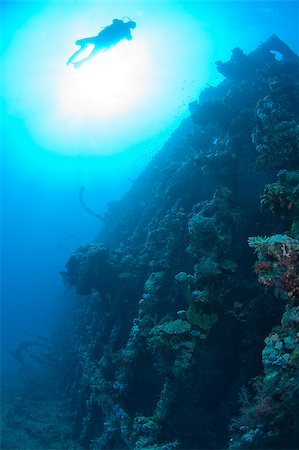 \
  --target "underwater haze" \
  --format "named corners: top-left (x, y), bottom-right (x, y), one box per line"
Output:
top-left (2, 0), bottom-right (212, 373)
top-left (1, 1), bottom-right (299, 449)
